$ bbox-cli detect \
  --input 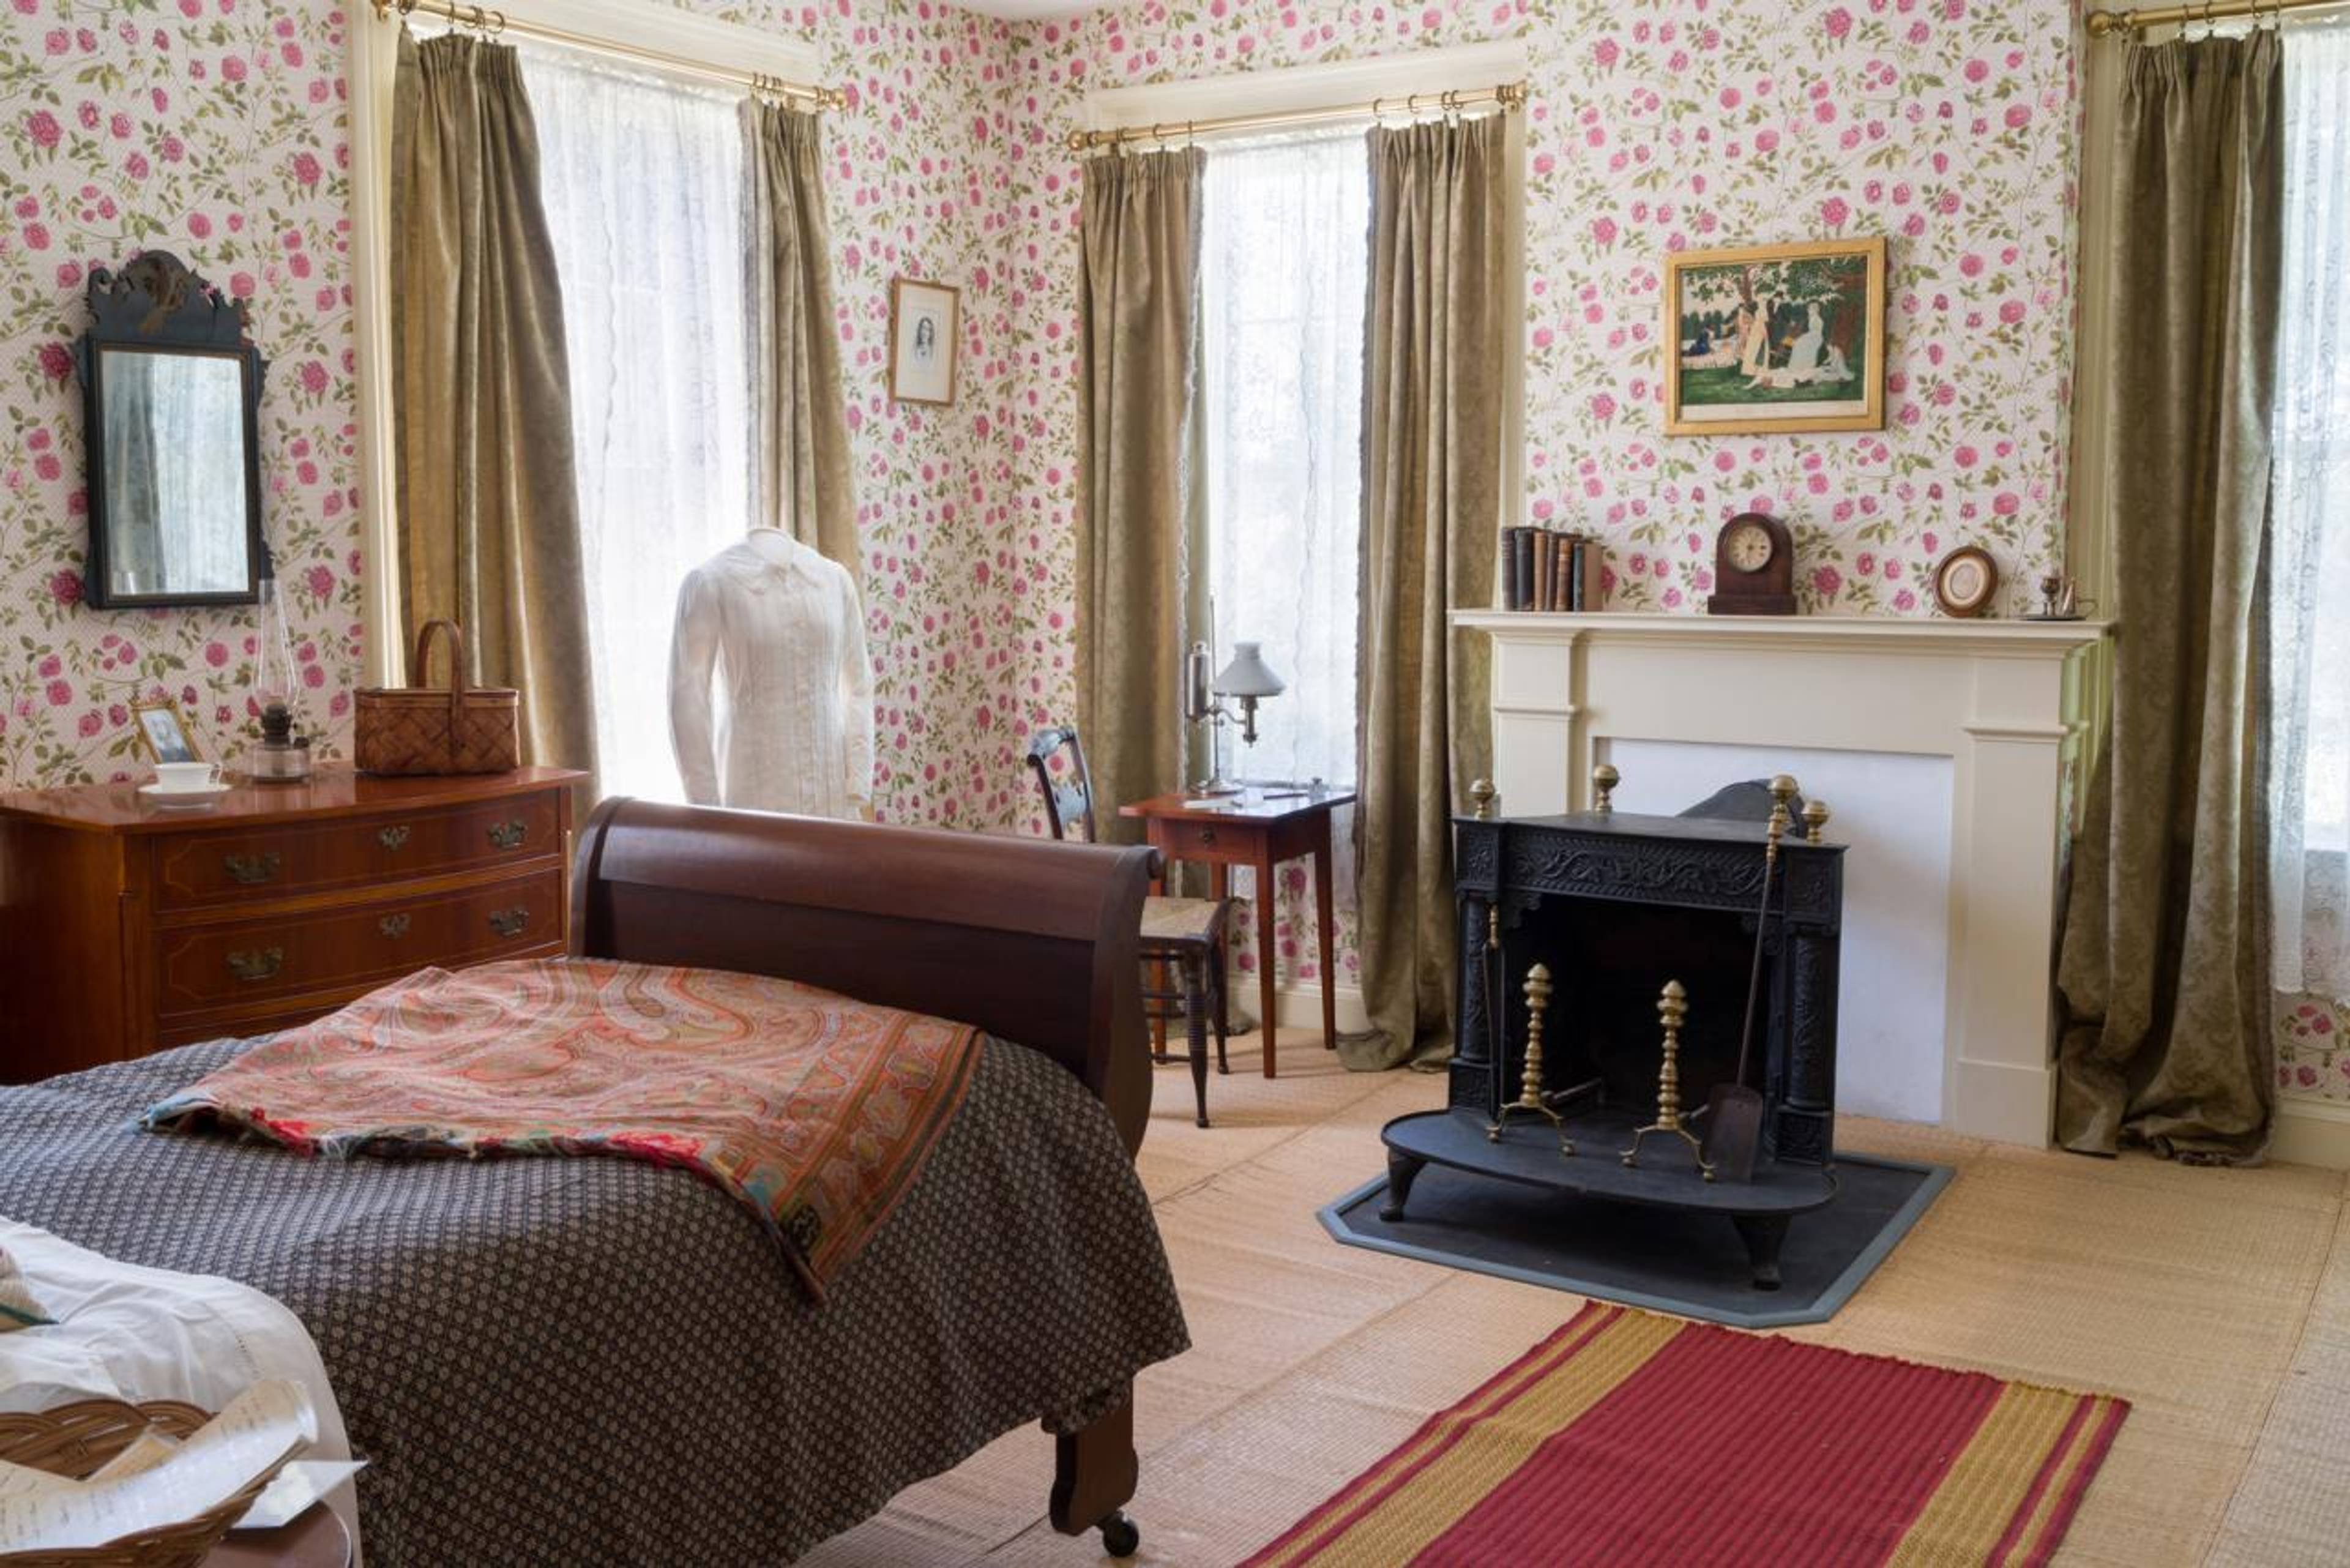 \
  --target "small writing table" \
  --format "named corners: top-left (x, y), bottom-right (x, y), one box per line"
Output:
top-left (1119, 788), bottom-right (1354, 1077)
